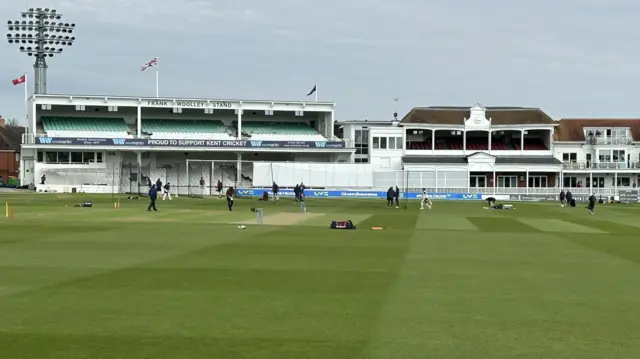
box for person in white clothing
[420,188,432,209]
[163,182,172,200]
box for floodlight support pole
[33,12,48,94]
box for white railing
[584,137,633,145]
[562,161,640,170]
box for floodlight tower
[6,8,76,94]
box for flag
[141,57,158,71]
[306,84,317,96]
[12,74,26,85]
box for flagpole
[155,56,159,97]
[315,84,318,102]
[24,73,28,126]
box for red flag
[12,75,25,85]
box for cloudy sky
[1,0,639,124]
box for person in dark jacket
[587,193,596,215]
[394,186,400,208]
[299,182,306,201]
[148,185,158,211]
[155,178,163,192]
[386,187,394,208]
[226,186,235,211]
[559,189,566,207]
[272,181,279,201]
[216,179,223,198]
[294,184,301,202]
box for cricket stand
[5,202,15,218]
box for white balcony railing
[562,161,640,170]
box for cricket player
[420,188,432,209]
[163,182,172,200]
[272,181,280,201]
[587,193,596,215]
[147,185,158,211]
[226,186,235,211]
[559,189,566,207]
[216,180,223,198]
[199,177,206,196]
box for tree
[4,117,19,126]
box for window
[389,137,396,149]
[58,152,70,163]
[612,150,625,162]
[598,150,611,163]
[563,176,577,187]
[70,152,83,163]
[37,151,43,162]
[82,152,94,163]
[562,153,577,162]
[96,152,103,163]
[354,158,369,163]
[45,152,57,163]
[380,137,387,149]
[498,176,518,187]
[617,177,631,186]
[372,137,380,149]
[528,176,548,187]
[395,137,403,149]
[469,175,486,187]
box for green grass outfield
[1,193,640,358]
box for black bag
[570,199,576,207]
[261,192,269,201]
[330,220,356,229]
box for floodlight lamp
[55,15,61,20]
[44,21,49,25]
[44,8,50,12]
[7,26,13,31]
[36,8,41,11]
[27,52,32,56]
[28,8,33,11]
[7,20,12,24]
[48,53,53,57]
[19,46,24,50]
[51,9,56,13]
[6,34,10,38]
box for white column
[431,130,435,151]
[525,170,529,194]
[589,172,593,192]
[614,172,618,196]
[488,130,492,153]
[493,171,496,195]
[236,153,242,187]
[136,151,143,192]
[520,129,525,153]
[32,101,37,135]
[136,106,142,137]
[462,129,467,154]
[236,108,243,140]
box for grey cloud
[2,0,640,122]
